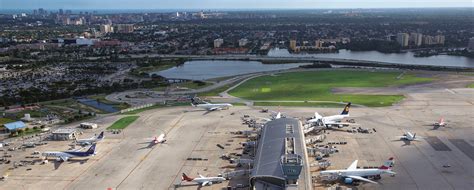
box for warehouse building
[51,128,77,141]
[250,118,309,190]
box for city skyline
[0,0,473,10]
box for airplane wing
[347,160,358,170]
[347,175,378,184]
[314,112,323,119]
[199,174,205,178]
[208,107,220,111]
[60,156,69,162]
[201,181,209,186]
[324,121,359,126]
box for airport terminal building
[250,118,310,190]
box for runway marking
[115,114,184,189]
[445,88,456,94]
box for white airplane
[42,144,96,162]
[433,117,447,128]
[76,131,104,146]
[181,173,226,186]
[308,102,354,127]
[153,133,166,144]
[191,97,233,111]
[397,131,423,141]
[320,157,396,184]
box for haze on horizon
[0,0,472,10]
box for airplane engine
[56,158,62,162]
[208,182,213,186]
[344,177,353,184]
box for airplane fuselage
[193,177,226,185]
[196,104,232,110]
[321,168,387,177]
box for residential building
[397,33,409,47]
[100,24,113,34]
[289,40,297,51]
[238,38,248,47]
[214,38,224,48]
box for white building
[410,33,423,46]
[100,24,113,34]
[238,38,248,47]
[51,128,77,141]
[214,38,224,48]
[468,37,474,51]
[80,122,98,129]
[397,33,409,47]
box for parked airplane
[308,102,354,127]
[320,157,396,184]
[76,131,104,146]
[42,144,96,162]
[433,117,447,129]
[191,97,233,111]
[397,131,423,141]
[181,173,226,186]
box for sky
[0,0,472,10]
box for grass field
[468,83,474,88]
[229,70,433,107]
[0,118,15,125]
[107,116,140,130]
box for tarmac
[0,72,473,190]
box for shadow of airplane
[51,158,89,170]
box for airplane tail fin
[341,102,351,115]
[86,144,97,155]
[97,131,104,140]
[181,173,194,181]
[379,157,394,170]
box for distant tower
[290,40,297,51]
[397,33,409,47]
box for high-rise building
[115,24,134,33]
[238,38,248,47]
[100,24,113,34]
[423,35,434,45]
[397,33,409,47]
[434,35,445,45]
[290,40,297,51]
[468,37,474,51]
[410,33,423,46]
[214,38,224,48]
[315,40,323,48]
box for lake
[154,60,308,80]
[268,48,474,68]
[77,98,119,113]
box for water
[154,60,308,80]
[76,98,119,113]
[268,48,474,68]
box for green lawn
[468,83,474,88]
[107,116,140,130]
[0,118,15,125]
[229,70,433,107]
